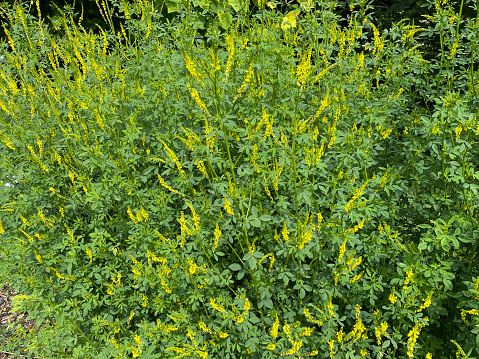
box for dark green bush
[1,0,478,358]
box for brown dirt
[0,282,38,359]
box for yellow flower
[214,223,221,251]
[406,322,425,358]
[416,292,433,313]
[233,63,254,103]
[297,46,312,87]
[157,174,184,196]
[455,124,462,140]
[403,267,414,291]
[187,203,200,231]
[282,222,289,242]
[281,340,302,356]
[328,296,335,318]
[187,82,211,118]
[267,343,276,350]
[336,327,344,342]
[300,326,315,337]
[281,10,300,30]
[338,237,347,262]
[345,181,368,212]
[196,159,209,179]
[183,51,202,82]
[270,314,279,338]
[223,196,234,215]
[85,246,92,263]
[210,298,226,314]
[329,339,335,358]
[389,287,398,304]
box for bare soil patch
[0,282,37,359]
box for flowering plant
[0,0,478,358]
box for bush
[1,0,478,358]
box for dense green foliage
[1,0,479,358]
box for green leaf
[259,214,272,221]
[249,217,261,227]
[418,242,428,250]
[228,0,242,12]
[218,11,233,30]
[229,263,242,271]
[443,279,453,291]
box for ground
[0,282,37,359]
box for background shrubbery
[0,0,478,358]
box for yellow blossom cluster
[406,320,427,358]
[345,180,368,212]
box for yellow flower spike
[213,223,221,251]
[389,287,398,304]
[329,339,335,358]
[187,82,212,118]
[183,51,203,82]
[328,296,335,318]
[199,319,214,334]
[161,140,184,175]
[204,117,216,151]
[196,159,209,179]
[270,313,279,338]
[281,340,302,356]
[127,311,135,324]
[297,46,313,87]
[34,251,42,263]
[345,180,369,212]
[274,229,280,244]
[350,271,364,283]
[281,10,300,31]
[406,322,425,358]
[140,207,148,222]
[349,256,362,271]
[233,63,254,103]
[85,246,92,263]
[455,124,462,140]
[283,321,292,341]
[187,203,200,231]
[127,207,136,223]
[135,209,143,223]
[471,277,479,300]
[210,298,227,315]
[301,326,315,337]
[282,221,289,242]
[242,297,251,315]
[403,267,414,292]
[312,90,330,122]
[416,292,433,313]
[224,33,235,81]
[157,174,184,197]
[338,237,348,263]
[223,196,234,215]
[263,175,273,200]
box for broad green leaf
[228,0,242,12]
[229,263,242,271]
[218,11,233,30]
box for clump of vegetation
[0,0,478,358]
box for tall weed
[0,0,478,358]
